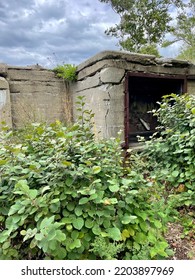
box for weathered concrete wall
[71,66,125,139]
[71,51,195,143]
[1,51,195,141]
[0,64,71,127]
[0,76,12,127]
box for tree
[164,0,195,63]
[99,0,181,55]
[177,47,195,64]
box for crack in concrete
[104,91,111,138]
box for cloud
[0,0,120,67]
[0,0,182,67]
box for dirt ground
[165,222,195,260]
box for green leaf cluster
[0,97,170,260]
[99,0,181,54]
[53,64,77,81]
[142,93,195,209]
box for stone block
[0,77,12,127]
[7,68,58,82]
[100,67,125,84]
[74,72,101,92]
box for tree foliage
[99,0,181,54]
[160,0,195,62]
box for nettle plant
[142,93,195,208]
[0,97,171,260]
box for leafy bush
[0,97,170,260]
[142,93,195,208]
[53,64,77,81]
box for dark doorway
[124,73,187,147]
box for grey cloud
[0,0,119,66]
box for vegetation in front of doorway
[0,94,194,260]
[53,64,77,82]
[0,96,171,260]
[142,93,195,209]
[139,93,195,254]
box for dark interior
[128,75,185,143]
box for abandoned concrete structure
[72,51,195,147]
[0,51,195,147]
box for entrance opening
[124,73,187,147]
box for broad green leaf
[92,225,101,235]
[106,227,121,241]
[23,228,37,242]
[72,217,84,230]
[0,159,7,165]
[140,221,148,232]
[41,186,50,194]
[79,197,89,205]
[47,229,57,241]
[128,227,135,236]
[154,220,162,229]
[121,215,137,224]
[2,241,10,250]
[29,189,38,199]
[15,180,29,193]
[56,247,67,259]
[35,233,44,241]
[69,239,81,250]
[62,161,72,166]
[92,166,101,174]
[8,204,22,216]
[121,229,130,240]
[74,206,83,216]
[121,215,131,224]
[158,241,169,251]
[48,240,57,251]
[67,202,75,211]
[148,232,157,244]
[172,170,179,177]
[65,177,74,187]
[133,242,141,251]
[109,184,120,192]
[134,232,147,244]
[55,230,66,242]
[0,232,9,243]
[191,107,195,114]
[29,239,38,249]
[40,216,55,229]
[85,219,94,229]
[71,230,79,240]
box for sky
[0,0,180,68]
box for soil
[165,222,195,260]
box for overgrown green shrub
[53,64,77,81]
[142,93,195,208]
[0,97,170,260]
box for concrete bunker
[73,51,195,148]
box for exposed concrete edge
[77,50,156,72]
[7,64,48,71]
[77,50,193,73]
